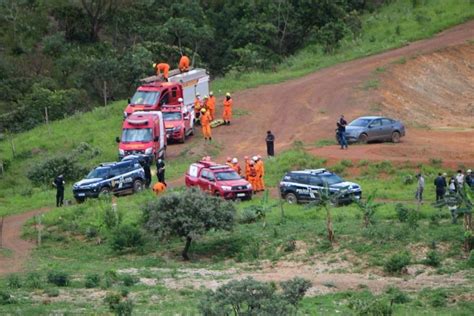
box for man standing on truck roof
[156,158,166,185]
[52,174,65,207]
[208,92,216,120]
[200,108,212,142]
[154,63,170,81]
[179,55,190,72]
[223,93,233,125]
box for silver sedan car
[343,116,405,143]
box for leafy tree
[143,188,236,260]
[353,191,380,228]
[199,277,311,315]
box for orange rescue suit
[223,98,233,122]
[247,165,258,192]
[200,112,212,139]
[244,159,251,180]
[179,56,190,72]
[152,182,166,195]
[156,63,170,79]
[232,163,241,175]
[255,160,265,191]
[207,96,216,120]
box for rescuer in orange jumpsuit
[247,160,258,194]
[202,95,209,111]
[194,93,202,124]
[200,108,212,142]
[179,55,190,72]
[207,91,216,120]
[222,92,233,125]
[225,157,233,168]
[152,182,167,195]
[154,63,170,81]
[254,155,265,191]
[244,156,251,180]
[231,158,241,175]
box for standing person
[53,175,65,207]
[140,157,151,188]
[223,93,233,125]
[456,170,464,188]
[200,108,212,142]
[265,130,275,157]
[415,173,425,204]
[244,156,250,180]
[434,172,447,201]
[194,93,202,125]
[449,177,456,193]
[202,95,209,111]
[154,63,170,81]
[207,91,216,120]
[231,158,241,175]
[179,55,190,72]
[254,156,265,192]
[247,160,258,194]
[466,169,472,187]
[337,115,348,149]
[225,157,233,168]
[156,158,166,185]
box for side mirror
[154,136,159,142]
[115,136,120,143]
[368,125,373,129]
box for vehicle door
[199,169,215,193]
[366,118,383,140]
[186,164,200,186]
[119,162,135,192]
[108,165,123,193]
[309,175,324,200]
[159,89,170,108]
[291,174,311,201]
[381,118,394,140]
[169,87,179,104]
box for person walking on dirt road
[466,169,472,187]
[223,93,233,125]
[415,173,425,204]
[337,115,348,149]
[266,130,275,157]
[434,172,447,201]
[200,108,212,142]
[53,174,65,207]
[156,158,166,185]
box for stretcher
[210,119,225,128]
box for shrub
[85,273,101,288]
[429,290,447,307]
[467,250,474,268]
[239,208,258,224]
[384,252,411,274]
[283,237,296,253]
[47,270,70,287]
[407,211,420,230]
[403,175,414,185]
[0,290,16,305]
[7,274,22,289]
[45,287,60,297]
[395,203,410,222]
[115,299,134,316]
[423,250,441,267]
[104,292,121,311]
[348,296,393,315]
[25,272,43,289]
[85,226,98,238]
[104,206,123,230]
[386,287,410,304]
[121,274,138,287]
[110,225,144,252]
[103,270,119,288]
[104,291,133,315]
[280,277,312,306]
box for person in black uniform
[156,158,166,185]
[434,172,447,201]
[53,174,65,207]
[265,130,275,157]
[141,157,152,188]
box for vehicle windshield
[121,128,153,142]
[215,171,241,181]
[130,91,160,106]
[349,118,372,127]
[86,167,109,179]
[163,112,182,121]
[320,174,343,185]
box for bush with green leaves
[25,272,43,289]
[121,274,138,287]
[109,225,144,253]
[283,236,296,253]
[384,251,411,274]
[468,250,474,268]
[143,188,236,260]
[7,274,22,289]
[385,287,410,304]
[199,277,311,315]
[348,295,393,315]
[239,208,258,224]
[423,250,441,267]
[45,287,60,297]
[104,291,133,315]
[0,290,16,305]
[47,270,70,287]
[85,273,101,288]
[395,203,410,222]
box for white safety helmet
[178,97,183,103]
[196,92,200,97]
[209,91,214,96]
[252,156,258,161]
[468,169,472,173]
[226,92,231,97]
[231,158,238,164]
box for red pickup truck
[185,160,253,200]
[162,104,194,143]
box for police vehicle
[73,158,145,203]
[279,168,362,205]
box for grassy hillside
[1,0,473,216]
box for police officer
[156,158,166,185]
[434,172,447,201]
[138,156,151,188]
[53,174,65,207]
[265,130,275,157]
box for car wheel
[133,180,143,193]
[75,197,85,204]
[391,131,401,143]
[285,193,298,204]
[358,133,368,144]
[99,187,111,197]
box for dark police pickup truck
[279,168,362,205]
[73,158,145,203]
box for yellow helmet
[152,63,157,68]
[200,108,207,113]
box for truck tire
[285,193,298,204]
[391,131,401,143]
[99,187,111,197]
[358,133,368,144]
[133,180,143,193]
